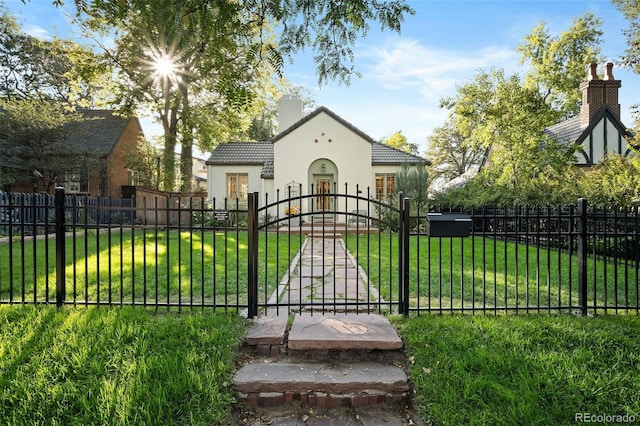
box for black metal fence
[1,188,638,316]
[405,200,639,315]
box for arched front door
[308,159,337,213]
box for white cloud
[364,37,520,99]
[23,25,52,41]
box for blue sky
[5,0,640,156]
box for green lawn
[2,306,638,425]
[0,305,247,425]
[396,314,640,426]
[346,233,639,314]
[0,230,300,307]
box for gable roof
[544,104,633,159]
[206,106,430,178]
[544,105,631,146]
[67,110,138,155]
[272,106,377,144]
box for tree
[383,130,418,155]
[0,98,89,192]
[123,135,163,190]
[394,162,429,213]
[518,12,603,118]
[436,12,604,205]
[611,0,640,75]
[611,0,640,150]
[0,6,111,107]
[426,118,485,185]
[578,154,640,206]
[60,0,414,191]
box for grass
[2,298,638,425]
[345,233,639,313]
[0,230,301,307]
[396,314,640,425]
[0,305,247,425]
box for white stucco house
[206,96,428,216]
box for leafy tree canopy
[383,130,418,155]
[0,5,111,107]
[433,12,604,206]
[0,98,88,192]
[50,0,413,191]
[518,11,603,118]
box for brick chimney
[277,95,303,134]
[579,62,621,126]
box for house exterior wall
[207,164,264,208]
[273,111,371,214]
[101,118,143,197]
[576,116,629,166]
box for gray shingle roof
[67,110,134,155]
[543,115,583,144]
[206,142,273,165]
[372,142,429,165]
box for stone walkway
[267,237,383,313]
[232,235,423,425]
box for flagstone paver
[233,233,417,425]
[273,237,380,311]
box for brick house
[7,109,144,196]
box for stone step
[240,314,407,408]
[244,313,403,352]
[287,313,403,351]
[233,361,409,408]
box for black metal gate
[246,185,411,318]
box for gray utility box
[426,213,472,237]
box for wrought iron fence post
[401,197,411,316]
[55,187,66,307]
[397,192,404,314]
[247,192,259,318]
[397,193,411,316]
[577,198,588,316]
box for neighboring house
[7,109,144,196]
[206,96,428,214]
[544,62,634,166]
[192,156,208,192]
[481,62,633,171]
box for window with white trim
[375,174,395,200]
[227,173,248,201]
[64,170,88,193]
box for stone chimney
[277,94,303,133]
[579,62,621,127]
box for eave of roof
[67,109,137,156]
[271,106,377,144]
[544,105,632,146]
[372,142,430,165]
